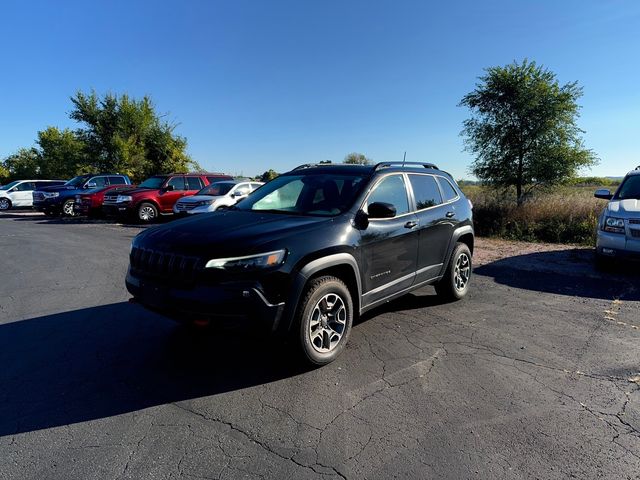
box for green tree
[36,127,86,178]
[260,169,279,182]
[69,90,198,181]
[460,59,597,205]
[2,148,41,179]
[343,152,372,165]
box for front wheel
[0,198,11,211]
[62,199,76,216]
[137,202,158,223]
[435,243,472,301]
[296,276,353,366]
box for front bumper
[33,198,62,212]
[597,229,640,260]
[103,203,132,217]
[125,270,285,330]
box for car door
[358,174,419,307]
[12,182,36,206]
[407,174,459,284]
[158,176,186,212]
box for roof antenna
[402,151,407,167]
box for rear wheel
[0,198,11,211]
[62,199,75,216]
[296,276,353,366]
[435,243,472,301]
[137,202,158,223]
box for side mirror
[368,202,397,219]
[164,184,176,192]
[85,182,97,189]
[594,189,612,200]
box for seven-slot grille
[130,246,200,283]
[33,191,45,202]
[175,202,198,212]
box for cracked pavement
[0,214,639,479]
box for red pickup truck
[102,173,232,222]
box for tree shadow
[474,249,639,301]
[0,303,309,437]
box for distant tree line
[0,91,199,183]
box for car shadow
[0,303,310,437]
[474,248,639,301]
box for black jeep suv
[126,162,474,365]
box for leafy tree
[343,152,372,165]
[260,169,279,182]
[460,60,597,205]
[69,90,198,181]
[0,163,9,183]
[36,127,86,179]
[2,148,41,179]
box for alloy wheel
[308,293,347,353]
[139,206,156,221]
[63,201,75,216]
[454,252,471,291]
[0,198,10,210]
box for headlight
[197,199,214,206]
[43,192,59,198]
[603,216,625,234]
[116,195,132,203]
[205,249,286,271]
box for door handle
[445,211,456,218]
[404,221,418,229]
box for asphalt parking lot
[1,212,639,480]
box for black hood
[135,211,337,257]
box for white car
[173,180,264,215]
[0,179,66,210]
[594,166,640,267]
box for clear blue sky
[1,0,639,179]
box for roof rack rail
[374,161,439,171]
[292,163,318,170]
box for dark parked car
[33,174,131,216]
[73,184,137,217]
[102,173,233,223]
[126,162,474,365]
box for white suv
[0,179,66,210]
[594,166,640,266]
[173,180,264,215]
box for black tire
[435,242,472,301]
[296,275,354,366]
[0,198,12,211]
[61,199,76,217]
[137,202,158,223]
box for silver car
[594,166,640,267]
[173,180,264,215]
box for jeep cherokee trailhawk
[126,162,474,365]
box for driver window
[88,177,107,187]
[16,182,35,191]
[365,175,409,215]
[167,177,185,190]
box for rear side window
[437,177,459,202]
[234,184,251,196]
[167,176,185,190]
[186,177,203,190]
[409,175,442,210]
[207,176,226,184]
[366,174,410,215]
[108,176,127,185]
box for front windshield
[615,176,640,200]
[65,176,89,187]
[138,176,167,189]
[197,182,235,196]
[236,173,368,216]
[0,181,20,190]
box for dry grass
[462,185,610,245]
